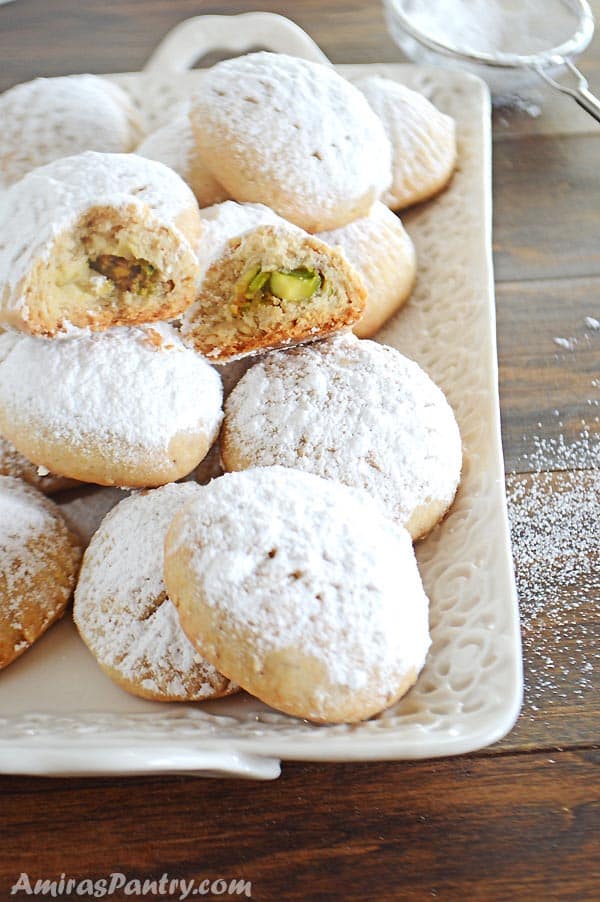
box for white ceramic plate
[0,13,522,779]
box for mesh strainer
[384,0,600,121]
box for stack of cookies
[0,52,461,724]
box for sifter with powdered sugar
[384,0,600,121]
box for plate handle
[144,12,331,73]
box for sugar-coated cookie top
[0,75,143,189]
[0,476,79,640]
[0,323,223,458]
[223,334,461,526]
[195,200,290,274]
[166,466,430,693]
[354,76,456,208]
[192,53,392,229]
[75,483,231,700]
[0,151,199,307]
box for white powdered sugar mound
[74,483,230,700]
[0,323,223,463]
[0,151,198,308]
[223,334,462,528]
[168,467,430,696]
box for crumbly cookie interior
[26,206,191,334]
[184,228,363,360]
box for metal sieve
[384,0,600,121]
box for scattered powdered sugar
[166,467,430,702]
[0,323,223,464]
[0,151,198,309]
[223,334,462,530]
[74,483,232,700]
[507,431,599,716]
[0,476,50,603]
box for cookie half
[0,476,82,670]
[181,224,366,363]
[354,76,457,210]
[190,52,392,231]
[319,202,416,338]
[74,483,236,702]
[222,335,462,540]
[0,151,202,336]
[0,324,223,488]
[164,467,431,723]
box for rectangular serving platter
[0,15,522,779]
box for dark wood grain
[496,276,600,473]
[1,751,599,900]
[0,1,599,897]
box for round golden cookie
[164,467,431,723]
[0,476,82,670]
[0,324,223,488]
[0,74,143,189]
[222,335,462,541]
[74,483,236,702]
[318,202,416,338]
[136,112,230,208]
[190,52,392,231]
[0,152,202,337]
[354,76,457,210]
[0,437,80,494]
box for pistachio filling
[89,254,164,296]
[232,266,323,315]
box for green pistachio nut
[269,268,322,301]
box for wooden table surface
[1,1,598,899]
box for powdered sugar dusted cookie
[0,476,82,670]
[355,76,457,210]
[0,437,80,494]
[181,224,366,363]
[164,467,431,723]
[319,202,416,338]
[195,200,290,277]
[222,335,462,540]
[0,324,223,488]
[74,483,236,702]
[0,152,202,336]
[136,113,230,208]
[0,75,143,189]
[190,53,392,231]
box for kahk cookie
[222,335,462,540]
[0,476,82,670]
[164,467,431,723]
[74,483,236,702]
[0,152,202,336]
[136,113,230,208]
[319,202,416,338]
[0,437,79,494]
[181,224,366,363]
[354,76,457,210]
[190,52,392,231]
[0,75,143,189]
[0,324,223,488]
